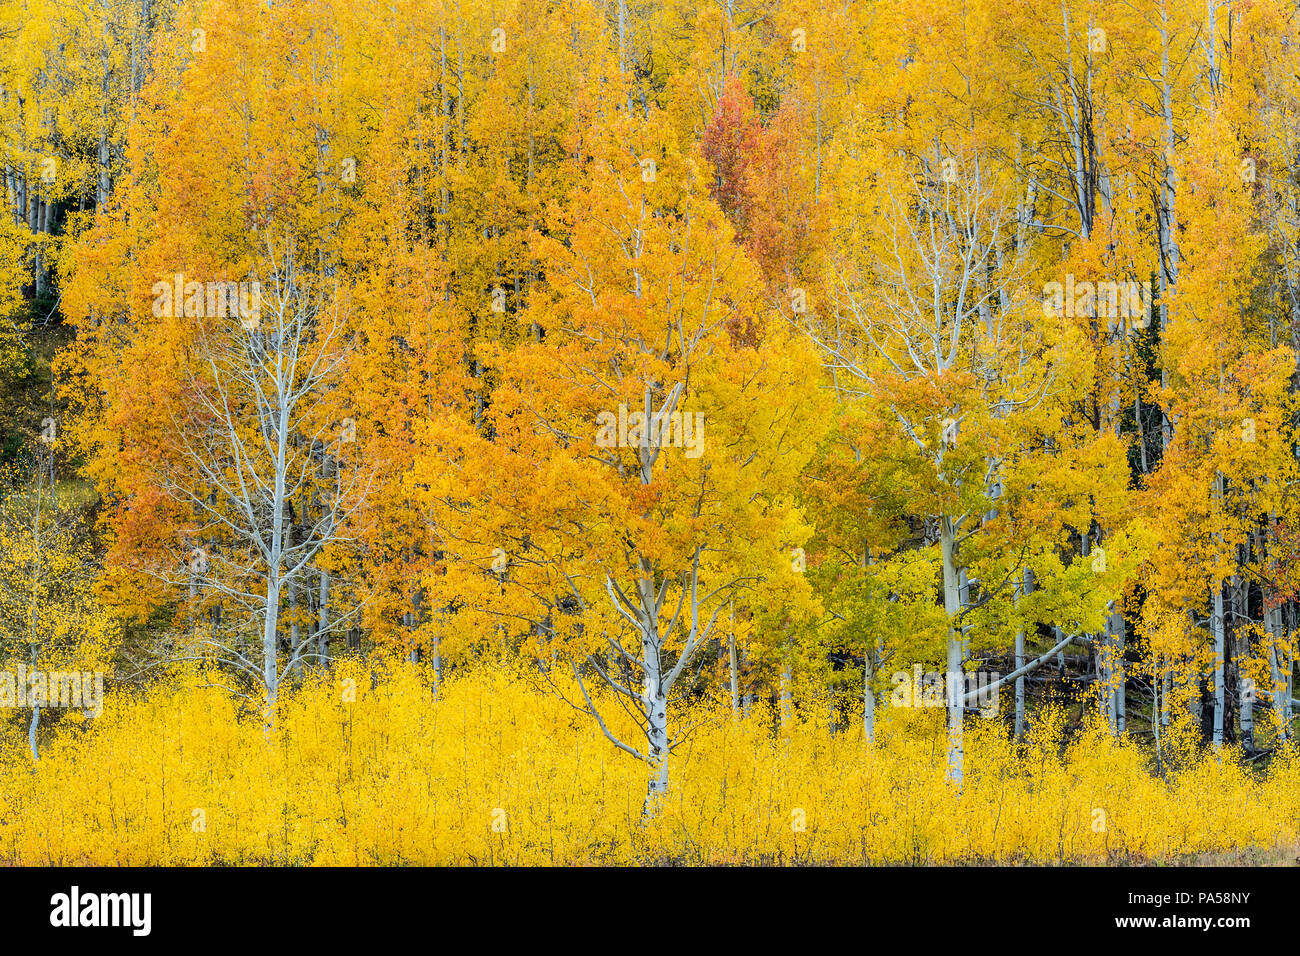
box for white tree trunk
[1268,603,1289,740]
[262,577,282,724]
[315,568,330,666]
[1212,581,1225,747]
[940,518,964,785]
[645,685,669,808]
[28,703,39,761]
[864,652,876,743]
[1113,607,1126,733]
[641,587,670,814]
[1103,603,1125,735]
[1015,567,1034,739]
[728,602,739,717]
[1234,576,1251,751]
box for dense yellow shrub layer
[0,662,1296,865]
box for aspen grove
[1,0,1300,863]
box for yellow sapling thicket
[1,662,1297,865]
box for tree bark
[728,603,739,717]
[1014,567,1034,739]
[315,568,330,667]
[1213,584,1225,748]
[940,517,964,785]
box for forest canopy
[1,0,1300,865]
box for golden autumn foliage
[0,661,1298,866]
[6,0,1300,868]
